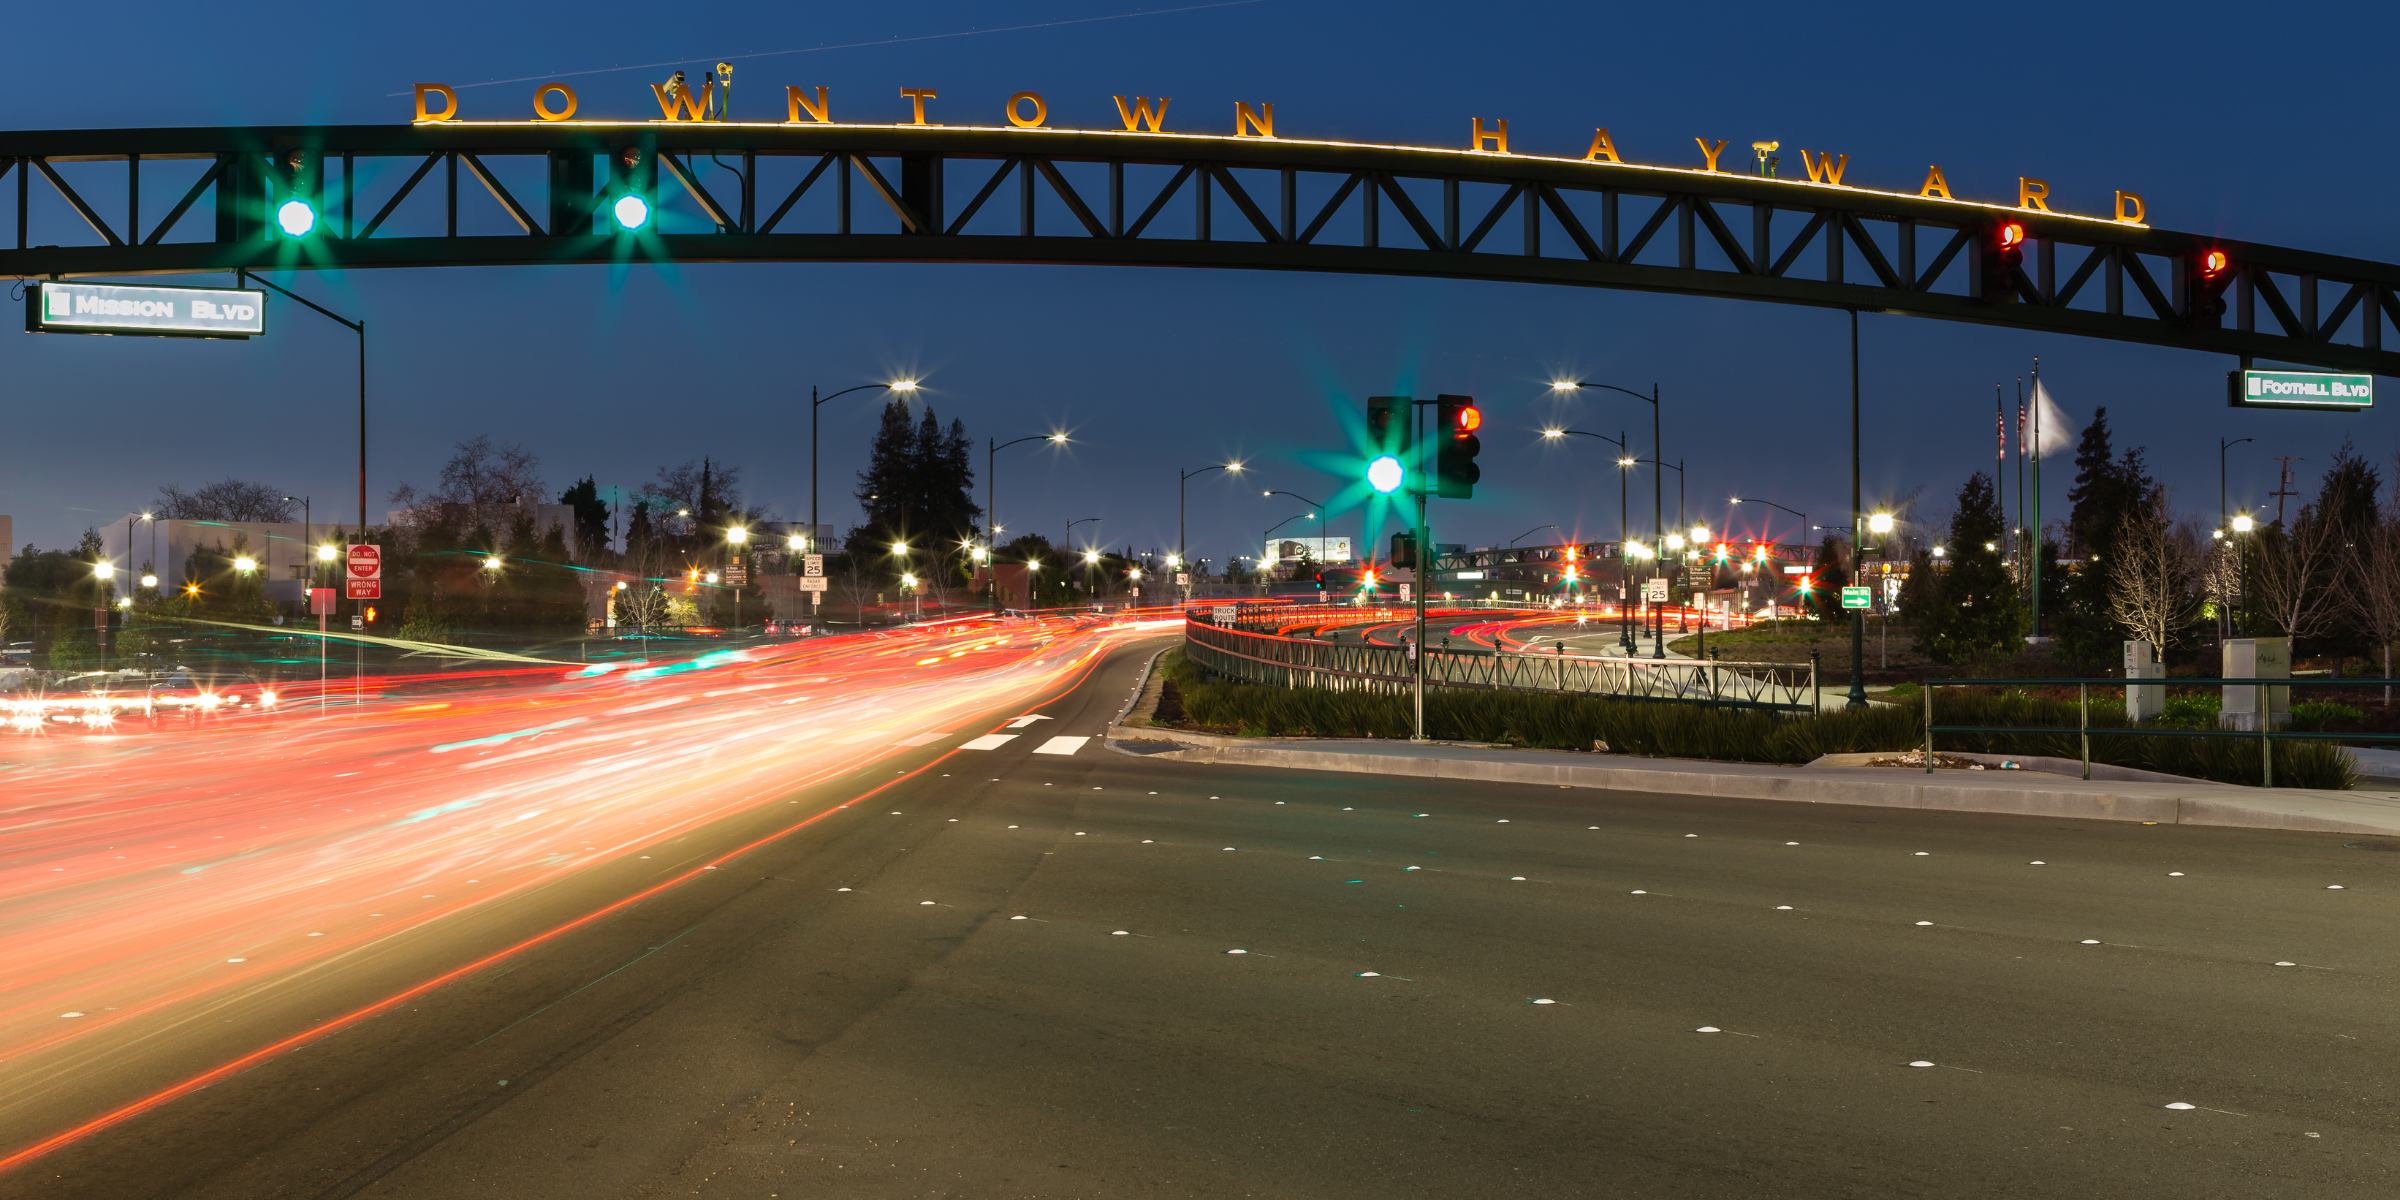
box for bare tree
[2106,500,2200,653]
[2249,502,2344,651]
[2342,507,2400,703]
[387,436,545,539]
[153,479,296,522]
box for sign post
[346,545,381,712]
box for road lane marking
[1006,714,1055,728]
[958,734,1019,751]
[1032,736,1090,755]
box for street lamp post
[1179,462,1244,599]
[2218,434,2254,642]
[810,378,917,571]
[238,269,368,643]
[1261,490,1328,561]
[1067,517,1103,600]
[988,432,1070,610]
[1540,428,1633,652]
[1552,381,1662,656]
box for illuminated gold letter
[787,86,830,123]
[532,83,577,122]
[1114,96,1171,132]
[901,87,939,125]
[414,84,457,123]
[1918,165,1951,199]
[2018,177,2052,212]
[1471,117,1509,153]
[651,80,710,122]
[1007,92,1048,128]
[1235,101,1275,138]
[1695,138,1727,172]
[1798,149,1848,185]
[1582,128,1621,163]
[2114,190,2146,225]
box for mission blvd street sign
[26,281,264,339]
[2229,369,2372,411]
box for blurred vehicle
[150,668,279,714]
[1,642,31,666]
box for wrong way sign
[346,543,382,600]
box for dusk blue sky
[6,0,2394,565]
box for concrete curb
[1102,724,2400,836]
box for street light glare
[889,380,919,392]
[1048,432,1068,443]
[276,199,316,237]
[1084,551,1100,563]
[1868,513,1895,534]
[891,541,909,555]
[1690,525,1710,542]
[485,556,504,569]
[2232,514,2255,532]
[141,574,158,588]
[788,534,805,550]
[1551,381,1580,392]
[727,527,748,544]
[317,544,338,561]
[1542,428,1564,438]
[93,561,114,579]
[233,556,256,573]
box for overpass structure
[4,121,2396,376]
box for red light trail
[0,613,1171,1177]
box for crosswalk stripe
[1032,735,1091,755]
[958,734,1019,751]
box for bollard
[2079,682,2090,780]
[1923,681,1933,774]
[1811,647,1822,713]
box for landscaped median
[1133,648,2360,790]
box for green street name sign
[2229,368,2372,411]
[25,281,265,339]
[1840,585,1873,610]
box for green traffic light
[1367,455,1403,494]
[613,195,650,230]
[276,199,316,237]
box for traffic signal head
[1980,222,2026,303]
[1390,531,1417,569]
[610,145,657,231]
[1435,394,1482,499]
[2186,247,2233,327]
[1365,395,1414,460]
[271,149,320,238]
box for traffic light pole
[1413,401,1430,743]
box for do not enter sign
[346,544,382,600]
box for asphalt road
[15,637,2399,1198]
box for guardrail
[1924,676,2400,787]
[1183,616,1814,710]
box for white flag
[2030,378,2074,457]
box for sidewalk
[1104,724,2400,837]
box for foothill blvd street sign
[2229,368,2372,412]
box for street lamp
[1179,463,1244,587]
[809,379,918,568]
[1551,379,1664,651]
[1541,427,1637,651]
[988,431,1073,607]
[1263,490,1329,560]
[233,556,257,573]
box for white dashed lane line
[958,734,1019,751]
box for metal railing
[1184,616,1814,710]
[1924,676,2400,787]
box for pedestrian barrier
[1183,614,1813,711]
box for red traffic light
[1998,222,2025,249]
[2201,248,2229,276]
[1454,405,1482,436]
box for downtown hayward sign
[408,78,2164,229]
[2230,368,2373,411]
[27,281,264,339]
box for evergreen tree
[2052,418,2161,667]
[2312,440,2381,660]
[559,476,611,563]
[1912,471,2026,663]
[2065,408,2116,558]
[1812,533,1850,617]
[851,399,982,578]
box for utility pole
[2270,456,2305,525]
[1846,310,1866,709]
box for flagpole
[2031,359,2044,640]
[2016,378,2027,576]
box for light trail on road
[0,613,1173,1176]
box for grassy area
[1154,650,2357,789]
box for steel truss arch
[5,121,2396,375]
